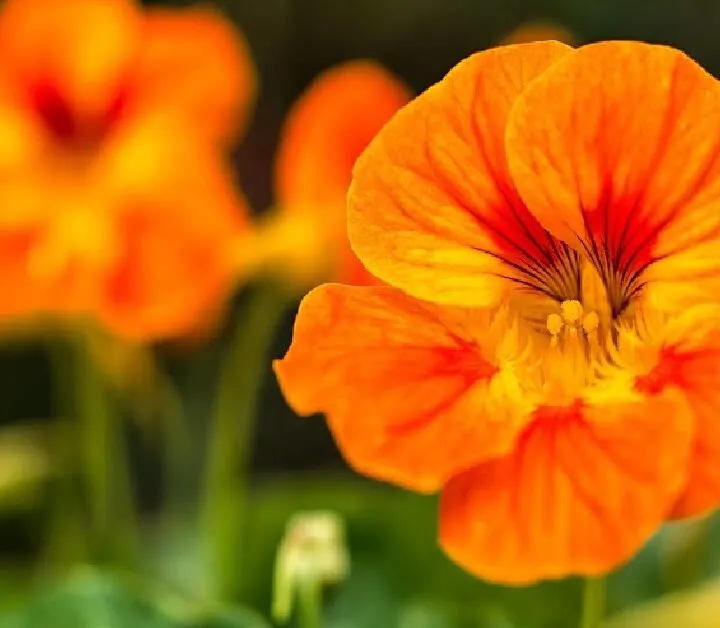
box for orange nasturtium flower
[276,40,720,583]
[0,0,255,339]
[255,60,410,287]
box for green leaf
[0,571,174,628]
[323,560,401,628]
[0,571,271,628]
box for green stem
[68,337,140,565]
[44,340,89,569]
[45,337,139,569]
[580,577,606,628]
[157,370,193,517]
[202,280,288,600]
[298,577,322,628]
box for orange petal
[276,60,410,208]
[0,92,53,227]
[0,232,50,318]
[347,41,573,307]
[671,379,720,519]
[275,61,409,285]
[335,239,379,286]
[629,306,720,520]
[97,111,247,233]
[440,389,693,583]
[95,114,248,339]
[0,0,139,118]
[135,6,256,145]
[98,207,239,340]
[498,21,576,46]
[506,41,720,312]
[274,284,531,492]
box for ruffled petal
[274,284,531,492]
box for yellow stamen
[561,299,584,325]
[546,312,563,336]
[582,311,600,335]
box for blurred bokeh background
[1,1,720,627]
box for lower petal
[99,208,238,340]
[440,388,692,583]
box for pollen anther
[560,300,584,324]
[582,311,600,334]
[546,312,563,336]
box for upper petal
[134,6,257,145]
[274,284,531,492]
[506,41,720,313]
[440,385,693,583]
[347,41,574,307]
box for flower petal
[0,232,49,318]
[440,386,692,583]
[347,41,573,307]
[95,114,248,339]
[499,21,576,46]
[0,0,138,117]
[276,60,410,208]
[99,207,239,340]
[630,306,720,520]
[274,284,531,492]
[135,6,256,144]
[506,41,720,312]
[0,93,52,227]
[275,61,409,285]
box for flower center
[546,299,600,347]
[29,77,128,151]
[23,77,129,286]
[515,261,621,404]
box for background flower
[251,60,410,289]
[0,0,255,339]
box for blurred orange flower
[0,0,255,339]
[255,60,410,287]
[499,20,576,46]
[276,41,720,583]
